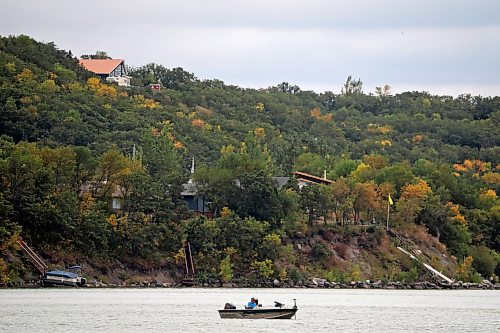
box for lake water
[0,288,498,332]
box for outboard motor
[78,277,87,287]
[224,303,236,309]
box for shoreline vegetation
[1,35,499,288]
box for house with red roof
[79,58,131,86]
[292,171,334,188]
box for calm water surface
[0,288,498,332]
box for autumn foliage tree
[396,179,432,224]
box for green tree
[293,152,328,177]
[341,75,363,95]
[300,185,330,226]
[332,159,358,179]
[470,246,497,278]
[219,253,234,282]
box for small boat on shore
[218,300,298,319]
[41,270,87,287]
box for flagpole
[386,200,390,230]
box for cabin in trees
[292,171,334,188]
[180,176,291,218]
[79,58,131,86]
[80,181,125,211]
[181,182,214,218]
[181,159,214,218]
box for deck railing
[18,240,48,275]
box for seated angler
[246,297,257,309]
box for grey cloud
[147,0,500,30]
[2,0,500,31]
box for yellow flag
[388,194,393,205]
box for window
[112,198,121,210]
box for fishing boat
[41,270,87,287]
[218,300,298,319]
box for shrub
[262,233,281,260]
[288,268,303,284]
[456,256,479,282]
[333,243,349,259]
[0,259,10,285]
[325,269,347,283]
[219,254,233,282]
[279,244,297,265]
[471,246,496,279]
[311,243,331,261]
[348,264,362,282]
[117,272,129,281]
[251,259,274,279]
[398,266,419,283]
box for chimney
[188,158,195,184]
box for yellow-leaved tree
[396,179,432,224]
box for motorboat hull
[41,271,86,287]
[218,308,297,319]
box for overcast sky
[1,0,499,96]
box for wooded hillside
[0,35,498,285]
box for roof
[45,270,78,279]
[273,177,290,190]
[79,59,124,75]
[181,182,197,196]
[80,181,125,197]
[293,171,334,185]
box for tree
[300,185,330,226]
[120,129,185,255]
[228,169,283,226]
[396,179,432,224]
[375,162,415,194]
[321,91,336,111]
[195,132,277,220]
[375,85,391,97]
[332,159,358,179]
[161,67,196,89]
[94,150,138,199]
[441,219,471,259]
[219,253,234,282]
[330,178,351,224]
[293,152,328,177]
[470,246,497,278]
[341,75,363,95]
[418,194,450,240]
[352,182,382,223]
[218,216,268,268]
[81,51,110,59]
[276,82,301,94]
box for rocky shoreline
[5,278,500,290]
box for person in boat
[246,297,257,309]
